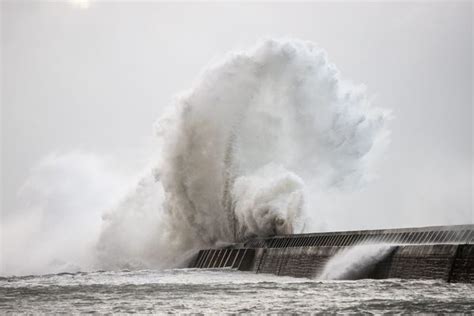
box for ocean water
[1,269,473,313]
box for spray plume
[319,244,394,280]
[1,39,389,275]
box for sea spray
[1,152,132,275]
[151,38,389,252]
[318,244,394,280]
[1,39,390,274]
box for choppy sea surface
[1,269,473,313]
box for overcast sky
[1,1,472,229]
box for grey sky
[1,1,472,229]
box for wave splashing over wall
[99,39,389,269]
[319,244,395,280]
[2,39,389,275]
[156,39,387,246]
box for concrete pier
[189,225,474,283]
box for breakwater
[189,225,474,283]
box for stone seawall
[189,225,474,283]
